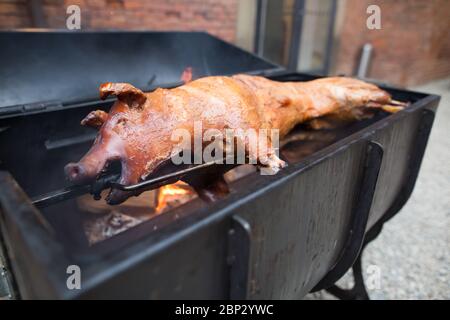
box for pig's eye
[117,117,128,126]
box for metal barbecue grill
[0,31,440,299]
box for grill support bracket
[228,215,252,300]
[311,140,384,293]
[320,109,436,299]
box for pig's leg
[258,152,286,175]
[194,176,230,202]
[245,134,286,176]
[182,165,232,203]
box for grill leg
[320,110,436,300]
[324,222,384,300]
[325,254,369,300]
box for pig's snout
[64,141,120,184]
[65,154,109,184]
[65,162,93,184]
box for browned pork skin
[65,75,404,204]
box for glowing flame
[155,181,195,213]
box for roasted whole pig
[65,75,404,204]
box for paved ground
[307,77,450,300]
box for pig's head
[64,83,176,204]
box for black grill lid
[0,31,279,110]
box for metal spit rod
[31,158,228,209]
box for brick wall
[0,0,30,28]
[0,0,238,42]
[2,0,449,86]
[334,0,450,86]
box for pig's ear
[81,110,108,129]
[99,83,147,108]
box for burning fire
[79,166,256,245]
[155,181,196,213]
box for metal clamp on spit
[31,158,227,209]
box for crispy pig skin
[65,75,396,204]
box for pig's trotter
[194,176,230,203]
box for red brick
[334,0,450,86]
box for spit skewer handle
[31,158,226,209]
